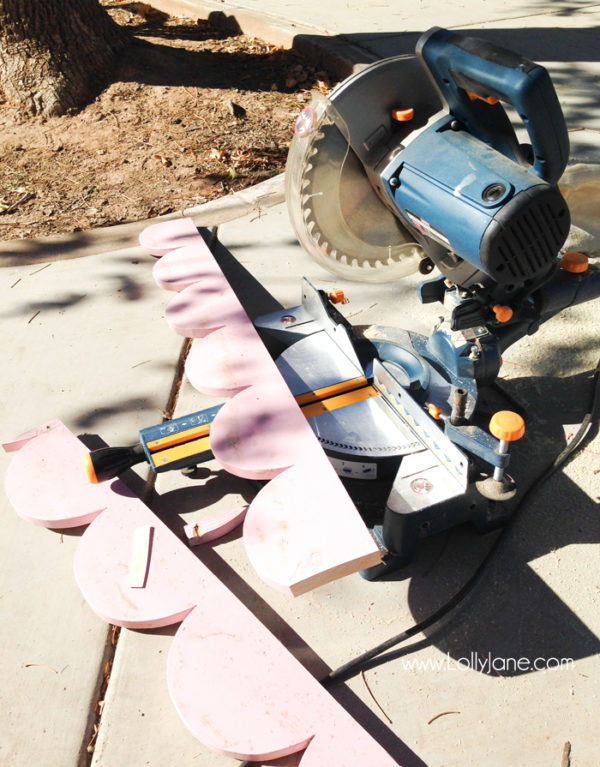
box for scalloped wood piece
[140,217,384,595]
[153,242,220,292]
[244,459,381,596]
[73,494,202,629]
[184,325,273,396]
[139,217,201,257]
[168,604,400,765]
[165,285,242,338]
[208,380,313,479]
[4,420,111,528]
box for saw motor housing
[288,28,572,312]
[382,117,570,300]
[379,27,571,308]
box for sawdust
[0,1,333,243]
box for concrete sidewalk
[154,0,600,167]
[1,3,599,767]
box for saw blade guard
[286,91,424,283]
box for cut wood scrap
[184,505,248,546]
[141,218,382,595]
[128,525,154,588]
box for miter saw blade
[286,57,443,283]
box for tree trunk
[0,0,128,116]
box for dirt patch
[0,2,334,242]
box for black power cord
[323,358,600,685]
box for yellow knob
[489,410,525,442]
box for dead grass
[0,1,333,241]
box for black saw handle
[83,443,147,484]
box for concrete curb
[150,0,375,78]
[0,173,285,267]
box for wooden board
[144,218,382,594]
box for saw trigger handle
[417,26,569,184]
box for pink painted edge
[21,507,107,530]
[89,606,195,631]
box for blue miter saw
[270,26,600,574]
[86,28,600,577]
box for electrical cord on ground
[323,358,600,685]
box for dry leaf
[154,154,172,167]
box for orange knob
[489,411,525,442]
[492,304,513,323]
[83,453,99,484]
[560,251,588,274]
[328,289,348,304]
[466,90,499,105]
[391,107,414,122]
[427,403,443,420]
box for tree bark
[0,0,128,116]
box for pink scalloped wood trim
[143,218,382,594]
[152,240,220,291]
[139,217,201,257]
[5,423,401,764]
[168,604,400,765]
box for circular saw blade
[286,93,424,283]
